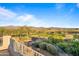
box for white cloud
[0,7,49,27]
[0,23,25,26]
[16,14,44,27]
[16,14,50,27]
[0,7,17,19]
[55,3,64,10]
[16,14,35,22]
[64,8,74,17]
[76,3,79,8]
[0,7,40,26]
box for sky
[0,3,79,28]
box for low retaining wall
[8,39,22,56]
[0,36,11,50]
[8,39,44,56]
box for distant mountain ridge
[0,25,79,31]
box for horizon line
[0,25,79,28]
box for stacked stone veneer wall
[8,39,22,56]
[0,36,11,50]
[9,38,44,56]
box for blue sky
[0,3,79,28]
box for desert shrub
[66,41,79,55]
[42,39,53,44]
[57,41,79,56]
[64,46,79,56]
[39,42,47,50]
[73,34,79,39]
[32,41,41,48]
[48,35,64,44]
[46,44,58,55]
[71,41,79,47]
[56,42,69,51]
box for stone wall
[0,36,11,50]
[8,39,22,56]
[9,38,44,56]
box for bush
[48,35,64,44]
[46,44,58,55]
[57,41,79,56]
[64,46,79,56]
[56,42,69,51]
[39,42,47,50]
[67,41,79,55]
[32,41,41,48]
